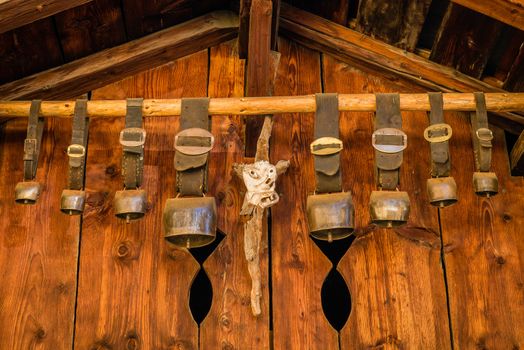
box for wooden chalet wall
[0,38,523,349]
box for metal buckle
[119,127,146,147]
[310,137,343,155]
[372,128,407,154]
[175,128,215,155]
[67,144,85,158]
[423,123,452,143]
[476,128,493,142]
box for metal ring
[372,128,407,154]
[423,123,452,143]
[174,128,214,155]
[310,137,343,155]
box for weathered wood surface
[73,51,208,349]
[200,40,270,349]
[356,0,432,51]
[322,55,452,348]
[451,0,524,31]
[0,0,93,34]
[0,117,80,347]
[270,38,339,349]
[0,11,238,100]
[511,130,524,172]
[238,0,252,58]
[286,0,350,25]
[504,38,524,92]
[440,115,524,348]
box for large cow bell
[306,192,354,242]
[473,172,498,197]
[163,196,217,248]
[369,190,410,228]
[60,189,86,215]
[114,189,147,222]
[426,177,458,208]
[15,181,41,204]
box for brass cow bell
[60,189,86,215]
[306,192,354,242]
[369,190,410,228]
[163,197,217,248]
[473,172,498,197]
[426,177,458,208]
[15,181,41,204]
[114,189,147,222]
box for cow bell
[426,177,458,208]
[113,189,147,222]
[369,190,410,228]
[15,181,41,204]
[306,192,354,242]
[163,196,216,248]
[60,189,86,215]
[473,172,498,197]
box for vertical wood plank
[201,39,270,349]
[0,119,79,348]
[73,51,208,349]
[270,38,339,350]
[439,114,524,348]
[321,55,452,348]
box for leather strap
[471,92,493,172]
[23,100,44,181]
[175,98,211,196]
[374,93,403,190]
[313,93,342,193]
[67,99,89,190]
[427,92,451,177]
[121,98,145,189]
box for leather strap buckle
[175,127,215,155]
[424,123,452,143]
[67,144,86,158]
[372,128,407,153]
[476,128,493,144]
[310,137,343,155]
[23,138,37,160]
[120,127,146,147]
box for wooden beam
[278,3,524,133]
[511,130,524,173]
[238,0,252,58]
[0,0,93,34]
[0,11,238,100]
[504,40,524,92]
[451,0,524,31]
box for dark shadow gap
[311,235,355,266]
[321,268,351,331]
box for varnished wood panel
[73,51,209,349]
[270,38,339,349]
[0,119,79,348]
[321,55,452,348]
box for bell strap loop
[373,93,405,190]
[312,93,342,193]
[23,100,45,181]
[425,92,451,177]
[175,98,212,196]
[120,98,145,190]
[471,92,493,172]
[67,99,89,190]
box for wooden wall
[0,38,522,349]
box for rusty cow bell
[60,189,86,215]
[306,192,354,242]
[369,190,410,228]
[15,181,41,205]
[426,177,458,208]
[472,172,498,197]
[114,189,147,222]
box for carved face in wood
[242,160,279,208]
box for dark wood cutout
[270,38,339,349]
[439,112,524,348]
[0,119,80,348]
[201,40,271,349]
[321,54,452,348]
[73,51,209,349]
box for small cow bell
[426,177,458,208]
[473,172,498,197]
[306,192,354,242]
[163,197,217,248]
[114,189,147,222]
[15,181,41,204]
[60,189,86,215]
[369,190,410,228]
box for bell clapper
[126,214,130,224]
[440,202,444,208]
[387,221,393,228]
[486,193,490,199]
[327,232,333,243]
[186,238,191,249]
[69,210,73,216]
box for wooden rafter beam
[0,0,93,34]
[511,130,524,174]
[451,0,524,31]
[0,11,238,100]
[279,3,524,133]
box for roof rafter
[451,0,524,31]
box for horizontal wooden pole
[1,93,523,118]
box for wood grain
[504,38,524,92]
[201,40,270,349]
[286,0,350,25]
[0,115,80,347]
[451,0,524,31]
[73,51,209,349]
[270,38,339,350]
[321,54,452,348]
